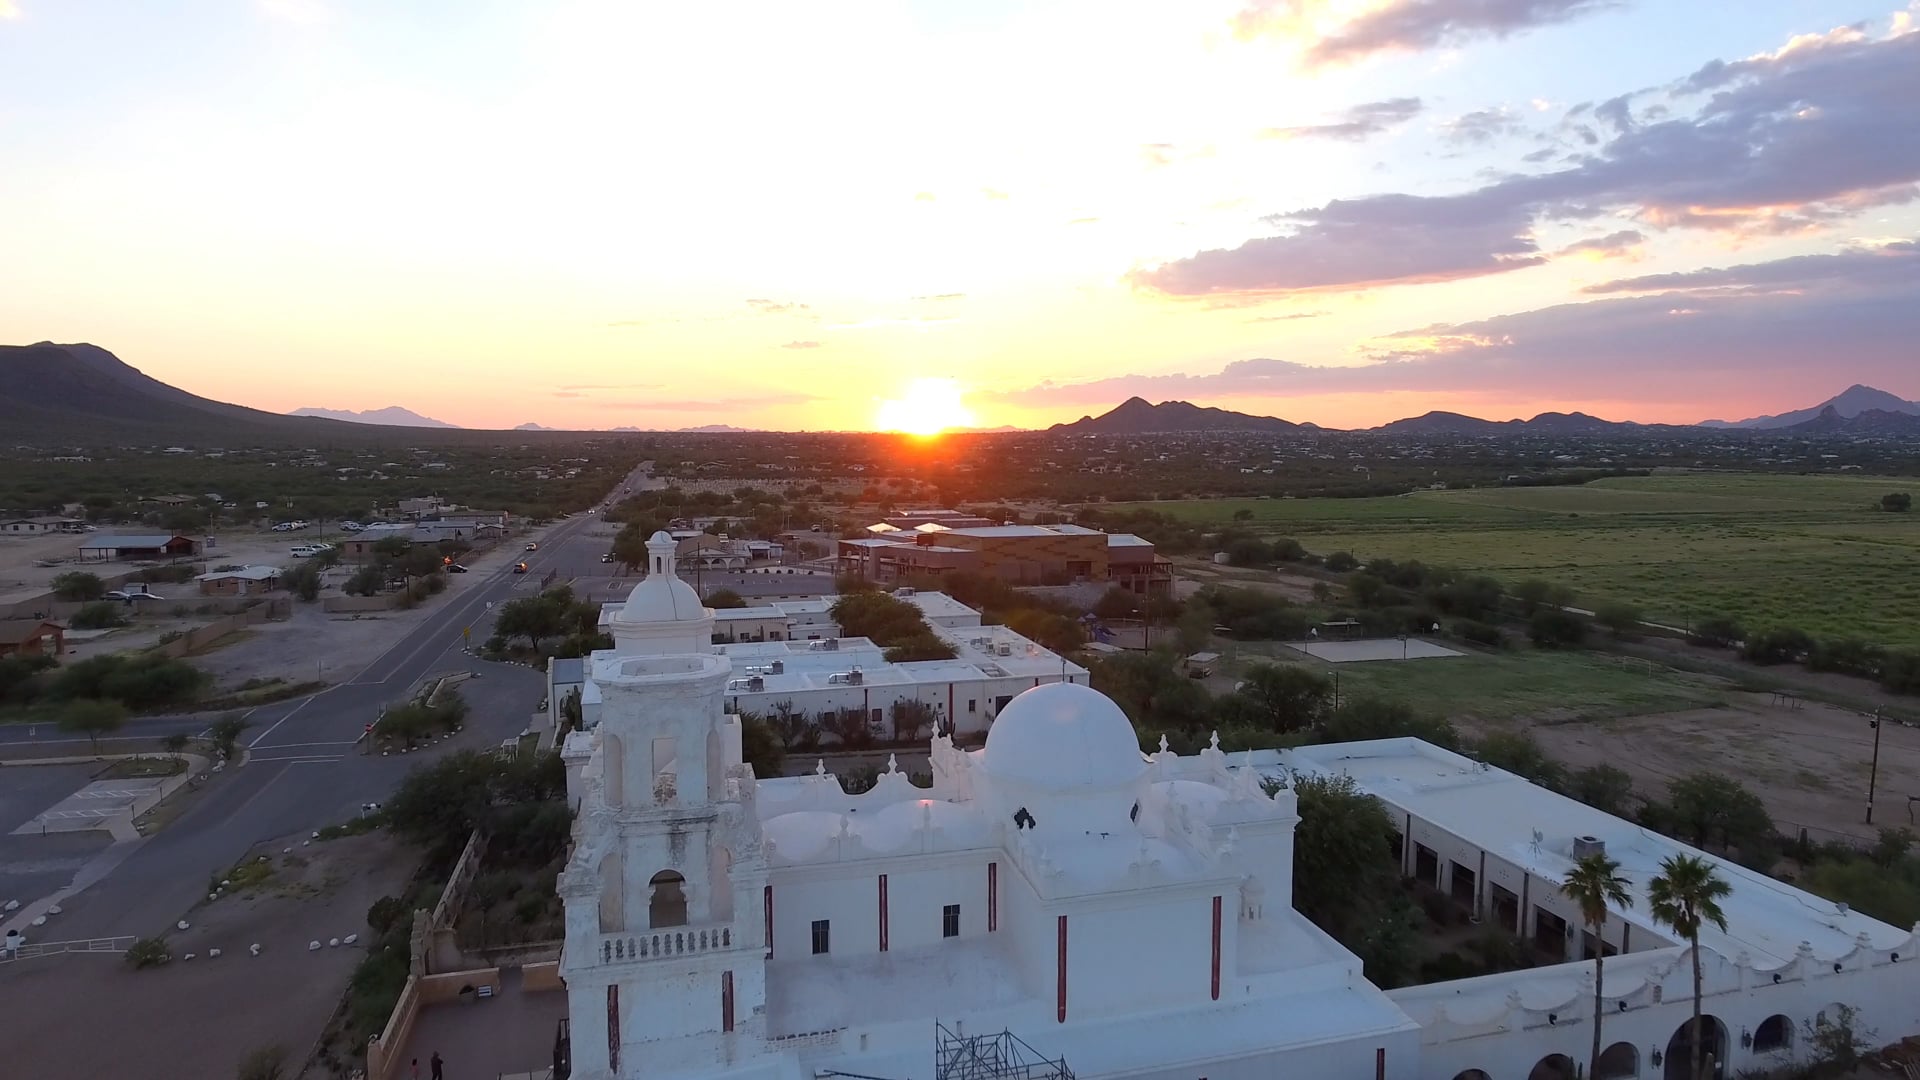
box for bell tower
[559,542,767,1079]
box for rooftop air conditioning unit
[848,668,863,685]
[996,642,1012,657]
[1571,835,1606,860]
[825,638,839,651]
[747,676,765,692]
[770,660,784,674]
[894,587,916,598]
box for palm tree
[1648,854,1731,1080]
[1563,853,1633,1080]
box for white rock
[310,831,320,839]
[30,916,46,927]
[46,904,61,915]
[301,840,310,847]
[250,943,262,956]
[308,940,321,951]
[3,900,18,912]
[328,937,340,947]
[183,953,195,961]
[343,933,358,945]
[176,920,190,931]
[208,893,218,901]
[208,948,222,958]
[282,847,292,854]
[221,879,231,887]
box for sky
[3,0,1918,432]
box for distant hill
[1050,397,1313,434]
[1372,409,1650,436]
[679,424,755,433]
[1780,405,1920,437]
[0,341,613,446]
[1699,385,1919,429]
[514,422,555,431]
[290,405,459,428]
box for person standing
[431,1051,445,1080]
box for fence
[151,600,291,658]
[0,935,136,963]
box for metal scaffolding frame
[934,1023,1075,1080]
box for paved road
[0,463,654,939]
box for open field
[1117,472,1920,646]
[1229,643,1729,723]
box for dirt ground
[0,828,417,1079]
[18,518,566,694]
[1172,558,1324,603]
[0,526,333,607]
[1470,692,1920,845]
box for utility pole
[1866,708,1884,824]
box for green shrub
[51,571,106,601]
[124,936,170,968]
[69,601,128,630]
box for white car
[103,590,166,602]
[340,521,365,532]
[290,545,325,558]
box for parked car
[103,590,166,602]
[445,563,468,574]
[290,545,324,558]
[512,562,529,574]
[524,542,538,551]
[340,521,365,532]
[600,553,613,563]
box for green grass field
[1119,473,1920,646]
[1311,649,1728,724]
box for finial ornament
[1158,734,1170,754]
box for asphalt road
[0,462,655,939]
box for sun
[874,378,976,436]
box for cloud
[780,340,824,350]
[745,298,810,315]
[1018,239,1920,411]
[1443,107,1526,146]
[1581,239,1917,294]
[1264,98,1424,141]
[1234,0,1622,68]
[557,382,662,392]
[1248,310,1331,322]
[1134,25,1920,297]
[1555,228,1645,259]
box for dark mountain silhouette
[1051,397,1313,434]
[1371,410,1507,436]
[290,405,459,428]
[1780,405,1920,437]
[1699,385,1919,429]
[0,342,604,445]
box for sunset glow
[1,2,1916,430]
[874,379,976,436]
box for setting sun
[874,378,975,436]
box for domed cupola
[975,682,1148,836]
[607,531,714,656]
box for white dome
[981,682,1146,793]
[618,531,707,624]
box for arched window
[1752,1014,1792,1054]
[649,870,689,928]
[1529,1053,1577,1080]
[1664,1015,1727,1080]
[1597,1040,1638,1079]
[1452,1071,1492,1080]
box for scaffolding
[935,1023,1074,1080]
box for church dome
[981,682,1146,793]
[619,531,707,623]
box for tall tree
[60,698,129,754]
[1648,854,1731,1080]
[1563,854,1633,1080]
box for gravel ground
[0,829,416,1079]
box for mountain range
[1698,384,1920,429]
[290,405,459,428]
[1052,397,1317,434]
[4,342,1914,442]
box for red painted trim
[1375,1047,1385,1080]
[988,863,998,932]
[607,983,620,1071]
[878,874,889,952]
[763,884,773,957]
[722,971,735,1032]
[1055,915,1068,1023]
[1210,895,1222,1001]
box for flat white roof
[1280,738,1910,965]
[900,590,979,622]
[196,565,281,581]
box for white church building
[558,534,1920,1080]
